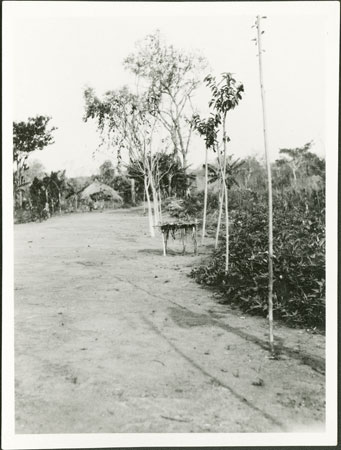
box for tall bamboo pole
[256,15,274,354]
[201,146,209,244]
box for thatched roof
[79,181,123,202]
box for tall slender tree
[124,30,207,172]
[192,114,218,244]
[204,73,244,272]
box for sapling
[204,74,244,273]
[192,114,217,244]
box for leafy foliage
[206,157,245,189]
[28,177,48,220]
[191,114,219,150]
[98,160,116,186]
[204,73,244,116]
[127,151,195,199]
[191,189,325,329]
[13,116,56,157]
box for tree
[98,160,116,186]
[29,177,48,219]
[203,73,244,270]
[113,174,142,205]
[276,141,325,186]
[84,86,161,236]
[84,85,153,206]
[45,171,67,215]
[236,156,267,191]
[149,152,192,198]
[192,114,218,244]
[124,30,207,171]
[13,116,57,208]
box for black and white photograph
[2,1,339,448]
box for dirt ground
[14,208,325,433]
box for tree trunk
[292,167,297,186]
[150,181,160,227]
[201,146,209,244]
[257,15,274,354]
[158,188,163,223]
[215,181,224,250]
[168,173,172,197]
[224,180,229,273]
[19,190,23,209]
[131,178,136,205]
[182,152,187,172]
[143,189,146,214]
[144,178,155,237]
[59,192,62,215]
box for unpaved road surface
[15,209,325,433]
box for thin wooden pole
[257,15,274,354]
[222,114,229,274]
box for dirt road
[14,208,325,433]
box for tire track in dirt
[141,315,286,431]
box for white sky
[6,2,332,177]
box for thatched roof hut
[79,181,123,203]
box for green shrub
[191,189,325,330]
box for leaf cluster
[191,114,220,150]
[204,73,244,116]
[13,116,56,160]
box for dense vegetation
[187,149,326,330]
